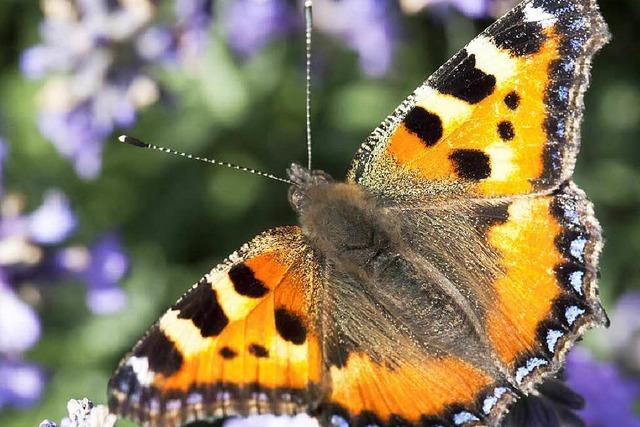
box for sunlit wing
[108,227,323,427]
[347,0,609,201]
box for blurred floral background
[0,0,638,426]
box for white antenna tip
[118,135,149,148]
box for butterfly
[108,0,610,426]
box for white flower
[39,398,117,427]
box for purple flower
[448,0,490,17]
[315,0,398,77]
[27,190,77,245]
[399,0,516,18]
[175,0,214,62]
[37,103,113,179]
[137,26,176,63]
[222,0,296,58]
[0,190,76,254]
[0,139,7,194]
[225,414,316,427]
[21,0,158,179]
[0,359,45,410]
[566,348,640,427]
[602,291,640,375]
[22,0,213,179]
[0,143,129,412]
[57,234,129,315]
[0,282,41,355]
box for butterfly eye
[288,186,309,213]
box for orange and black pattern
[108,228,323,426]
[348,0,609,200]
[108,1,609,426]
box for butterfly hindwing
[319,353,516,427]
[108,227,324,427]
[483,181,606,380]
[315,181,605,427]
[311,226,518,426]
[347,0,609,201]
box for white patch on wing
[127,356,155,386]
[565,306,586,326]
[485,142,516,181]
[482,387,508,414]
[546,329,564,353]
[515,357,548,385]
[569,270,584,295]
[330,415,349,427]
[187,392,203,405]
[570,238,587,262]
[160,309,210,356]
[453,411,480,425]
[523,4,557,28]
[466,36,518,83]
[414,86,473,130]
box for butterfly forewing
[347,0,610,202]
[108,227,323,427]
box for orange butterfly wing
[347,0,609,200]
[110,1,610,427]
[328,0,610,425]
[108,227,323,427]
[316,185,606,427]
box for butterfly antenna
[304,0,313,171]
[118,135,293,185]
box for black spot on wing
[449,149,492,180]
[134,325,183,376]
[326,329,358,369]
[174,279,228,337]
[275,308,307,345]
[403,107,443,147]
[219,346,237,359]
[472,202,510,236]
[248,343,269,358]
[498,121,515,141]
[504,91,521,110]
[432,50,496,104]
[490,9,547,56]
[229,262,269,298]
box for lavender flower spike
[0,359,45,410]
[314,0,398,77]
[0,283,41,354]
[39,398,117,427]
[222,0,295,59]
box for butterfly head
[287,162,333,214]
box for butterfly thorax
[288,163,401,279]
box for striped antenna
[118,135,293,185]
[304,0,313,171]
